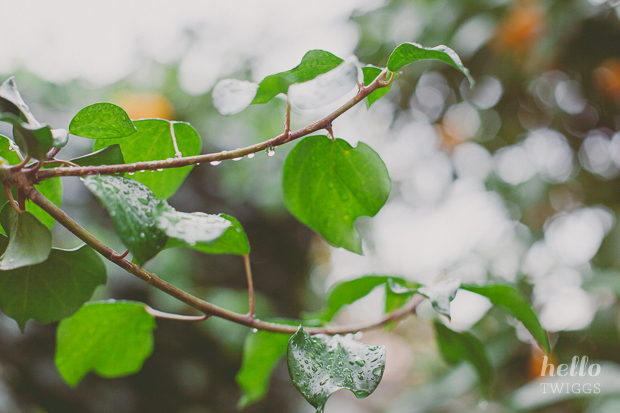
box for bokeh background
[1,0,620,411]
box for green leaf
[434,321,493,391]
[282,135,391,254]
[0,134,21,164]
[462,284,550,354]
[94,119,202,199]
[0,77,38,124]
[212,79,259,116]
[252,50,344,105]
[418,279,461,320]
[387,43,475,87]
[12,122,56,160]
[237,325,293,408]
[155,205,250,256]
[83,175,167,266]
[70,144,125,167]
[0,242,107,331]
[0,204,52,270]
[288,327,386,412]
[55,300,155,386]
[69,103,136,139]
[362,66,392,108]
[309,275,411,322]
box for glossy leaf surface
[288,327,385,412]
[12,123,56,160]
[70,144,125,167]
[387,42,475,87]
[282,135,390,254]
[0,204,52,270]
[462,284,550,354]
[212,79,259,116]
[69,103,136,139]
[252,50,344,104]
[434,321,493,390]
[94,119,201,199]
[418,279,461,319]
[0,242,107,331]
[156,206,250,256]
[83,175,167,266]
[55,301,155,386]
[0,77,37,124]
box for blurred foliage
[1,0,620,412]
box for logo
[539,356,601,394]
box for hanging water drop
[210,160,221,166]
[247,153,255,159]
[128,172,135,175]
[157,168,163,172]
[232,157,242,161]
[252,328,258,333]
[266,147,275,157]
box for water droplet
[140,232,145,238]
[247,153,255,159]
[252,328,258,333]
[165,158,174,164]
[266,147,275,157]
[110,211,116,217]
[9,258,14,263]
[372,367,382,376]
[139,169,145,173]
[319,378,328,386]
[196,162,200,166]
[128,172,135,175]
[232,157,242,161]
[138,198,149,205]
[210,160,221,166]
[355,360,365,367]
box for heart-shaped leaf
[0,204,52,270]
[155,205,250,256]
[70,144,125,167]
[282,135,391,254]
[83,175,167,266]
[462,284,550,354]
[69,103,136,139]
[288,327,386,412]
[0,242,107,331]
[55,300,155,386]
[94,119,202,199]
[387,43,475,87]
[434,321,493,392]
[252,50,344,105]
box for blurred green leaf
[94,119,202,199]
[252,50,344,105]
[288,327,386,412]
[282,135,391,254]
[55,300,155,386]
[0,77,37,124]
[462,284,550,354]
[83,175,167,266]
[0,204,52,270]
[434,321,493,392]
[387,42,474,87]
[212,79,259,116]
[70,144,125,167]
[0,241,107,331]
[309,275,412,322]
[362,65,392,107]
[418,279,461,320]
[12,123,56,160]
[69,103,136,139]
[157,206,250,256]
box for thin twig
[243,255,255,318]
[9,156,31,173]
[283,100,291,142]
[24,184,425,335]
[36,70,391,181]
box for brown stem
[35,70,390,181]
[10,156,31,173]
[17,190,26,211]
[244,255,255,318]
[24,184,424,335]
[3,184,20,214]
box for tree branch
[24,182,425,335]
[35,70,390,181]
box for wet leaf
[69,103,136,139]
[418,279,461,319]
[0,243,107,331]
[83,175,167,266]
[0,204,52,270]
[94,119,201,199]
[55,300,155,386]
[462,284,550,354]
[212,79,258,116]
[0,77,38,124]
[156,205,250,256]
[252,50,344,105]
[387,42,475,87]
[70,144,125,167]
[282,135,391,254]
[288,327,386,412]
[434,321,493,392]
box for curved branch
[36,70,391,181]
[24,184,424,335]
